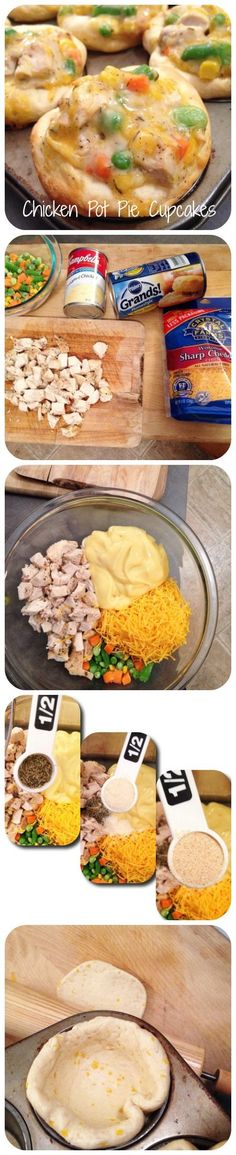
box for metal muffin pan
[5,39,231,231]
[5,1011,230,1150]
[5,1100,32,1149]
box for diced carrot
[87,154,111,182]
[172,911,183,920]
[36,826,46,835]
[83,660,90,671]
[127,74,149,93]
[175,137,189,160]
[159,896,171,909]
[134,659,144,671]
[88,845,100,855]
[122,672,131,685]
[104,643,114,654]
[26,813,37,822]
[103,668,123,684]
[99,856,109,866]
[88,633,101,646]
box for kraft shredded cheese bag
[163,298,231,424]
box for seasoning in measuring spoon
[103,776,136,811]
[18,753,53,790]
[172,831,224,888]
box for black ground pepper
[18,754,53,789]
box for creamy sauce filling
[83,526,169,609]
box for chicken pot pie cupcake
[9,7,59,20]
[144,6,231,100]
[5,24,86,128]
[31,62,211,219]
[57,4,161,53]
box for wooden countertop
[6,925,230,1072]
[7,241,230,452]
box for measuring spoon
[158,769,228,888]
[101,731,150,813]
[13,693,61,795]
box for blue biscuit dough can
[109,252,206,318]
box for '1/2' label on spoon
[34,694,59,732]
[123,733,148,764]
[159,769,192,806]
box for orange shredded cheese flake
[37,800,80,845]
[101,578,191,664]
[99,829,156,883]
[173,873,231,920]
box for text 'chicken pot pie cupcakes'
[9,6,59,20]
[57,4,162,53]
[26,1016,170,1148]
[31,63,211,219]
[5,24,87,128]
[144,6,231,100]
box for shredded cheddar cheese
[37,800,80,845]
[101,579,191,664]
[99,829,156,883]
[173,873,231,920]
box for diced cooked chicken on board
[6,337,111,437]
[18,539,101,677]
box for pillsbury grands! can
[64,247,108,317]
[109,252,206,318]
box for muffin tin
[5,1010,230,1150]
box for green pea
[182,40,231,66]
[64,57,77,74]
[211,12,226,26]
[110,655,118,665]
[165,11,181,24]
[172,105,208,130]
[112,149,132,169]
[132,64,158,79]
[99,23,113,37]
[92,5,136,15]
[99,107,123,134]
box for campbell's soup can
[64,247,108,318]
[109,252,206,318]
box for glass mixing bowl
[5,489,218,691]
[5,235,62,315]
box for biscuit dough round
[26,1015,170,1148]
[57,5,161,53]
[144,6,231,100]
[31,62,211,219]
[57,959,147,1017]
[5,24,86,128]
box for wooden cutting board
[5,316,144,448]
[5,926,230,1071]
[9,463,168,500]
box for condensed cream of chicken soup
[64,247,108,318]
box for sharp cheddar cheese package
[163,298,231,424]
